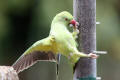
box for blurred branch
[0,66,19,80]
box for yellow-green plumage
[12,11,90,73]
[25,36,58,55]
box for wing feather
[12,36,57,73]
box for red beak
[70,20,79,29]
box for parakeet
[12,11,98,73]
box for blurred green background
[0,0,120,80]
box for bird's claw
[88,53,99,59]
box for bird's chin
[69,23,78,29]
[69,24,74,28]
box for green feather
[12,11,89,73]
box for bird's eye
[65,18,68,21]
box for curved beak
[69,20,79,29]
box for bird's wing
[12,36,57,73]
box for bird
[12,11,98,73]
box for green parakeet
[12,11,98,73]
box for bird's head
[52,11,79,29]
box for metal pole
[73,0,97,80]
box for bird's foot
[88,53,99,59]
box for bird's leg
[68,45,98,58]
[67,43,98,66]
[76,52,99,59]
[67,44,89,58]
[73,50,99,59]
[69,51,98,66]
[56,53,61,79]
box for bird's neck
[50,22,69,35]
